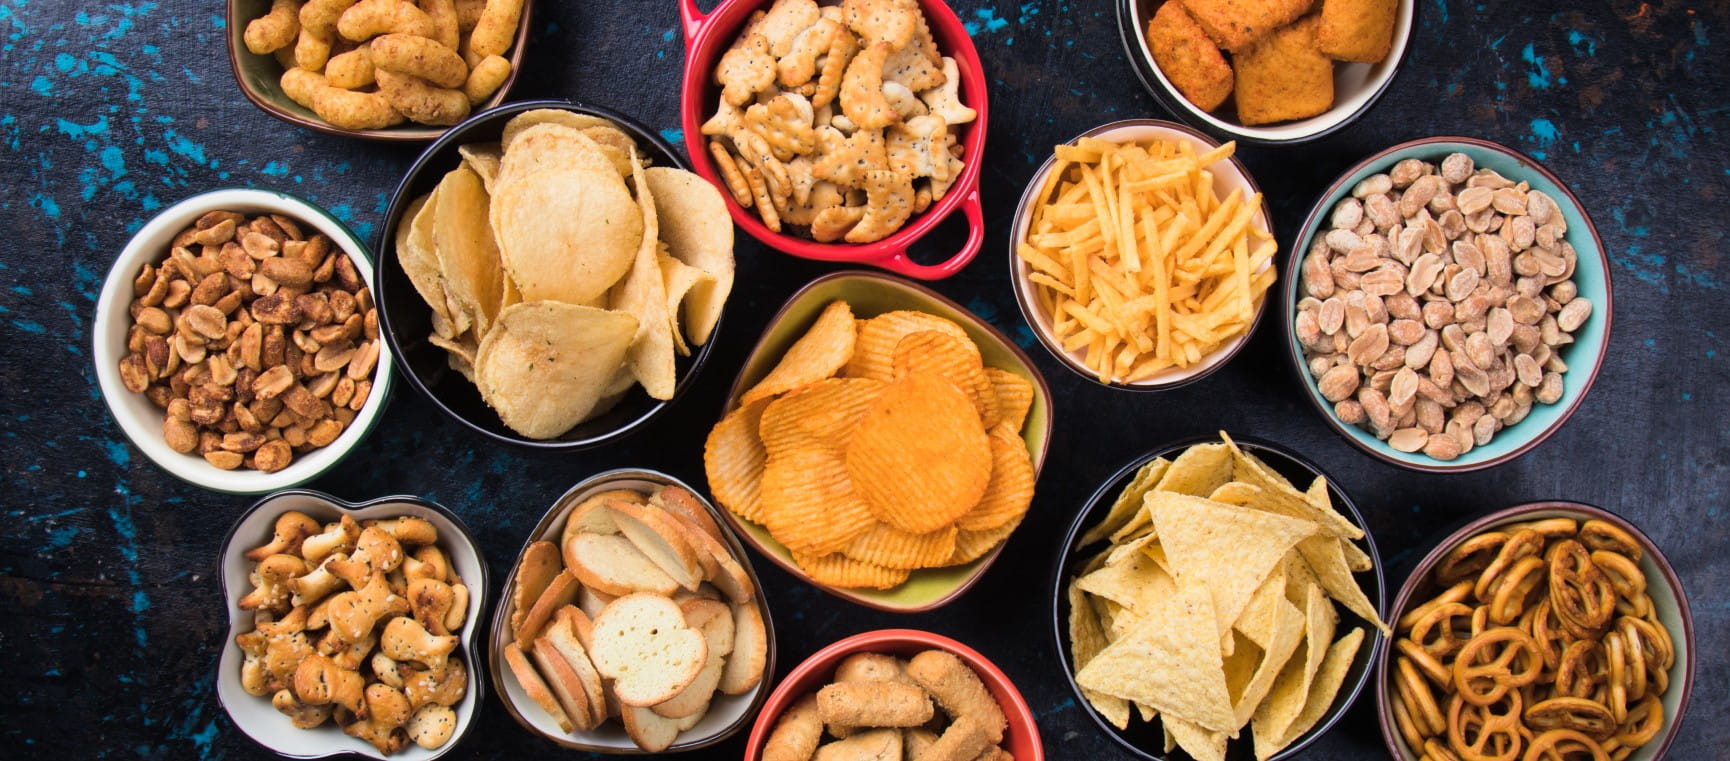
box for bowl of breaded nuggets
[1117,0,1414,144]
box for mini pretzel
[1397,637,1452,686]
[1438,531,1508,584]
[1447,692,1523,761]
[1546,540,1615,637]
[1578,520,1641,562]
[1525,696,1616,741]
[1486,555,1545,625]
[1423,737,1464,761]
[1403,580,1477,632]
[1473,529,1544,603]
[1523,728,1609,761]
[1612,694,1663,748]
[1500,517,1578,540]
[1397,656,1449,737]
[1391,691,1429,754]
[1453,627,1542,707]
[1552,639,1604,699]
[1590,550,1645,602]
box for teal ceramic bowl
[1282,137,1611,473]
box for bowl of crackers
[1116,0,1414,144]
[678,0,989,279]
[375,100,737,449]
[704,270,1052,612]
[94,187,394,494]
[1010,120,1277,389]
[746,629,1043,761]
[1054,433,1388,761]
[227,0,532,140]
[1375,501,1695,761]
[1282,137,1611,471]
[216,489,487,758]
[488,469,774,753]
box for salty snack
[1017,136,1277,384]
[1065,434,1385,761]
[233,511,471,754]
[1388,518,1675,761]
[397,109,736,438]
[702,0,976,243]
[245,0,524,129]
[705,301,1038,589]
[1145,0,1397,125]
[1295,153,1592,460]
[117,210,381,472]
[763,648,1014,760]
[500,485,765,751]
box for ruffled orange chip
[842,521,958,570]
[949,515,1022,566]
[760,444,876,555]
[956,424,1037,532]
[792,551,912,590]
[758,377,886,454]
[985,367,1035,433]
[740,300,857,405]
[843,310,970,381]
[845,371,991,533]
[891,330,1000,429]
[705,397,771,523]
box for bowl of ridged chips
[704,271,1052,612]
[377,101,735,448]
[1055,433,1388,761]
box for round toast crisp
[504,641,572,733]
[590,593,708,707]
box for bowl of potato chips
[1010,120,1277,389]
[1054,433,1387,761]
[376,101,736,449]
[1116,0,1414,144]
[703,271,1052,612]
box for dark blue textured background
[1,1,1726,759]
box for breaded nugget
[906,650,1006,743]
[765,693,825,761]
[1232,16,1334,125]
[1147,2,1233,112]
[813,727,903,761]
[1315,0,1397,62]
[904,727,941,758]
[1176,0,1315,52]
[835,652,912,684]
[911,714,992,761]
[817,681,935,728]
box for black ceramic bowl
[375,100,719,450]
[1051,435,1387,760]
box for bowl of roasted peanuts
[1376,501,1694,761]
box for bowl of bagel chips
[1055,433,1388,761]
[377,101,735,448]
[704,271,1052,612]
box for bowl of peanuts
[1376,501,1694,761]
[227,0,533,141]
[94,187,393,494]
[1283,136,1611,472]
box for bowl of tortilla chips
[376,100,736,449]
[1053,433,1387,760]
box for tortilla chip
[1083,457,1170,547]
[1148,491,1318,640]
[1154,442,1235,497]
[1075,583,1236,734]
[1069,582,1132,730]
[1221,432,1363,540]
[1295,534,1388,634]
[1265,628,1364,754]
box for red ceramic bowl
[744,629,1044,760]
[677,0,989,280]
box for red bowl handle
[677,0,710,48]
[877,189,983,281]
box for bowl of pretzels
[1375,501,1694,761]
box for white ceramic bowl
[216,490,488,760]
[93,188,393,493]
[488,468,775,753]
[1009,119,1275,390]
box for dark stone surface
[1,1,1725,759]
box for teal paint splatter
[13,319,46,334]
[30,74,52,95]
[659,127,683,146]
[1567,30,1596,57]
[1520,43,1561,88]
[965,8,1010,35]
[105,439,131,468]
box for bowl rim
[374,99,722,450]
[1049,433,1388,761]
[1007,118,1275,391]
[92,186,395,495]
[742,628,1045,760]
[214,488,490,760]
[1279,135,1614,473]
[484,467,777,753]
[1112,0,1417,145]
[676,0,990,277]
[715,269,1055,613]
[1371,499,1696,761]
[224,0,535,142]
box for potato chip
[501,109,620,151]
[396,190,459,334]
[758,377,885,454]
[433,166,506,338]
[1081,457,1170,547]
[760,444,875,555]
[428,332,477,368]
[843,310,970,381]
[491,166,641,306]
[457,141,502,193]
[644,166,735,347]
[984,367,1035,434]
[741,300,857,405]
[578,125,637,176]
[497,124,620,188]
[657,248,712,357]
[791,551,910,590]
[1257,628,1364,757]
[1164,716,1227,761]
[891,330,1000,428]
[955,425,1035,532]
[948,516,1019,566]
[706,397,771,523]
[610,149,677,400]
[842,521,957,569]
[474,302,638,439]
[1149,491,1318,641]
[1075,582,1236,734]
[846,371,991,533]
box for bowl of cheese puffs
[1117,0,1415,144]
